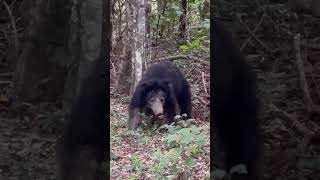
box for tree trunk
[13,0,71,104]
[179,0,187,38]
[127,0,149,96]
[113,44,132,95]
[145,0,152,66]
[63,0,105,114]
[156,0,167,39]
[200,0,210,20]
[58,0,110,179]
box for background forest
[213,0,320,179]
[110,0,210,179]
[0,0,318,179]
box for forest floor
[0,60,210,180]
[0,102,61,180]
[110,60,211,179]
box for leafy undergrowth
[110,97,210,179]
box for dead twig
[3,1,19,50]
[201,72,208,97]
[110,60,117,79]
[293,34,320,113]
[297,133,313,154]
[240,13,266,51]
[194,95,209,106]
[0,102,9,112]
[237,15,273,54]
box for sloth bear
[211,19,261,180]
[128,60,192,130]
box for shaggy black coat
[128,60,192,130]
[212,18,261,180]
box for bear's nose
[156,113,164,119]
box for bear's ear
[140,81,150,87]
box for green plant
[153,116,208,178]
[131,155,144,173]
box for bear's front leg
[128,107,142,130]
[164,107,176,125]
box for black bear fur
[211,18,261,180]
[128,60,192,130]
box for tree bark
[127,0,149,96]
[58,0,110,179]
[63,0,105,113]
[113,45,132,95]
[145,0,152,66]
[13,0,71,104]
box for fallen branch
[301,40,320,50]
[0,72,14,77]
[270,104,313,136]
[0,80,11,85]
[293,34,320,113]
[153,55,209,66]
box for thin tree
[127,0,150,95]
[200,0,210,20]
[179,0,187,38]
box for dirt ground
[0,104,61,180]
